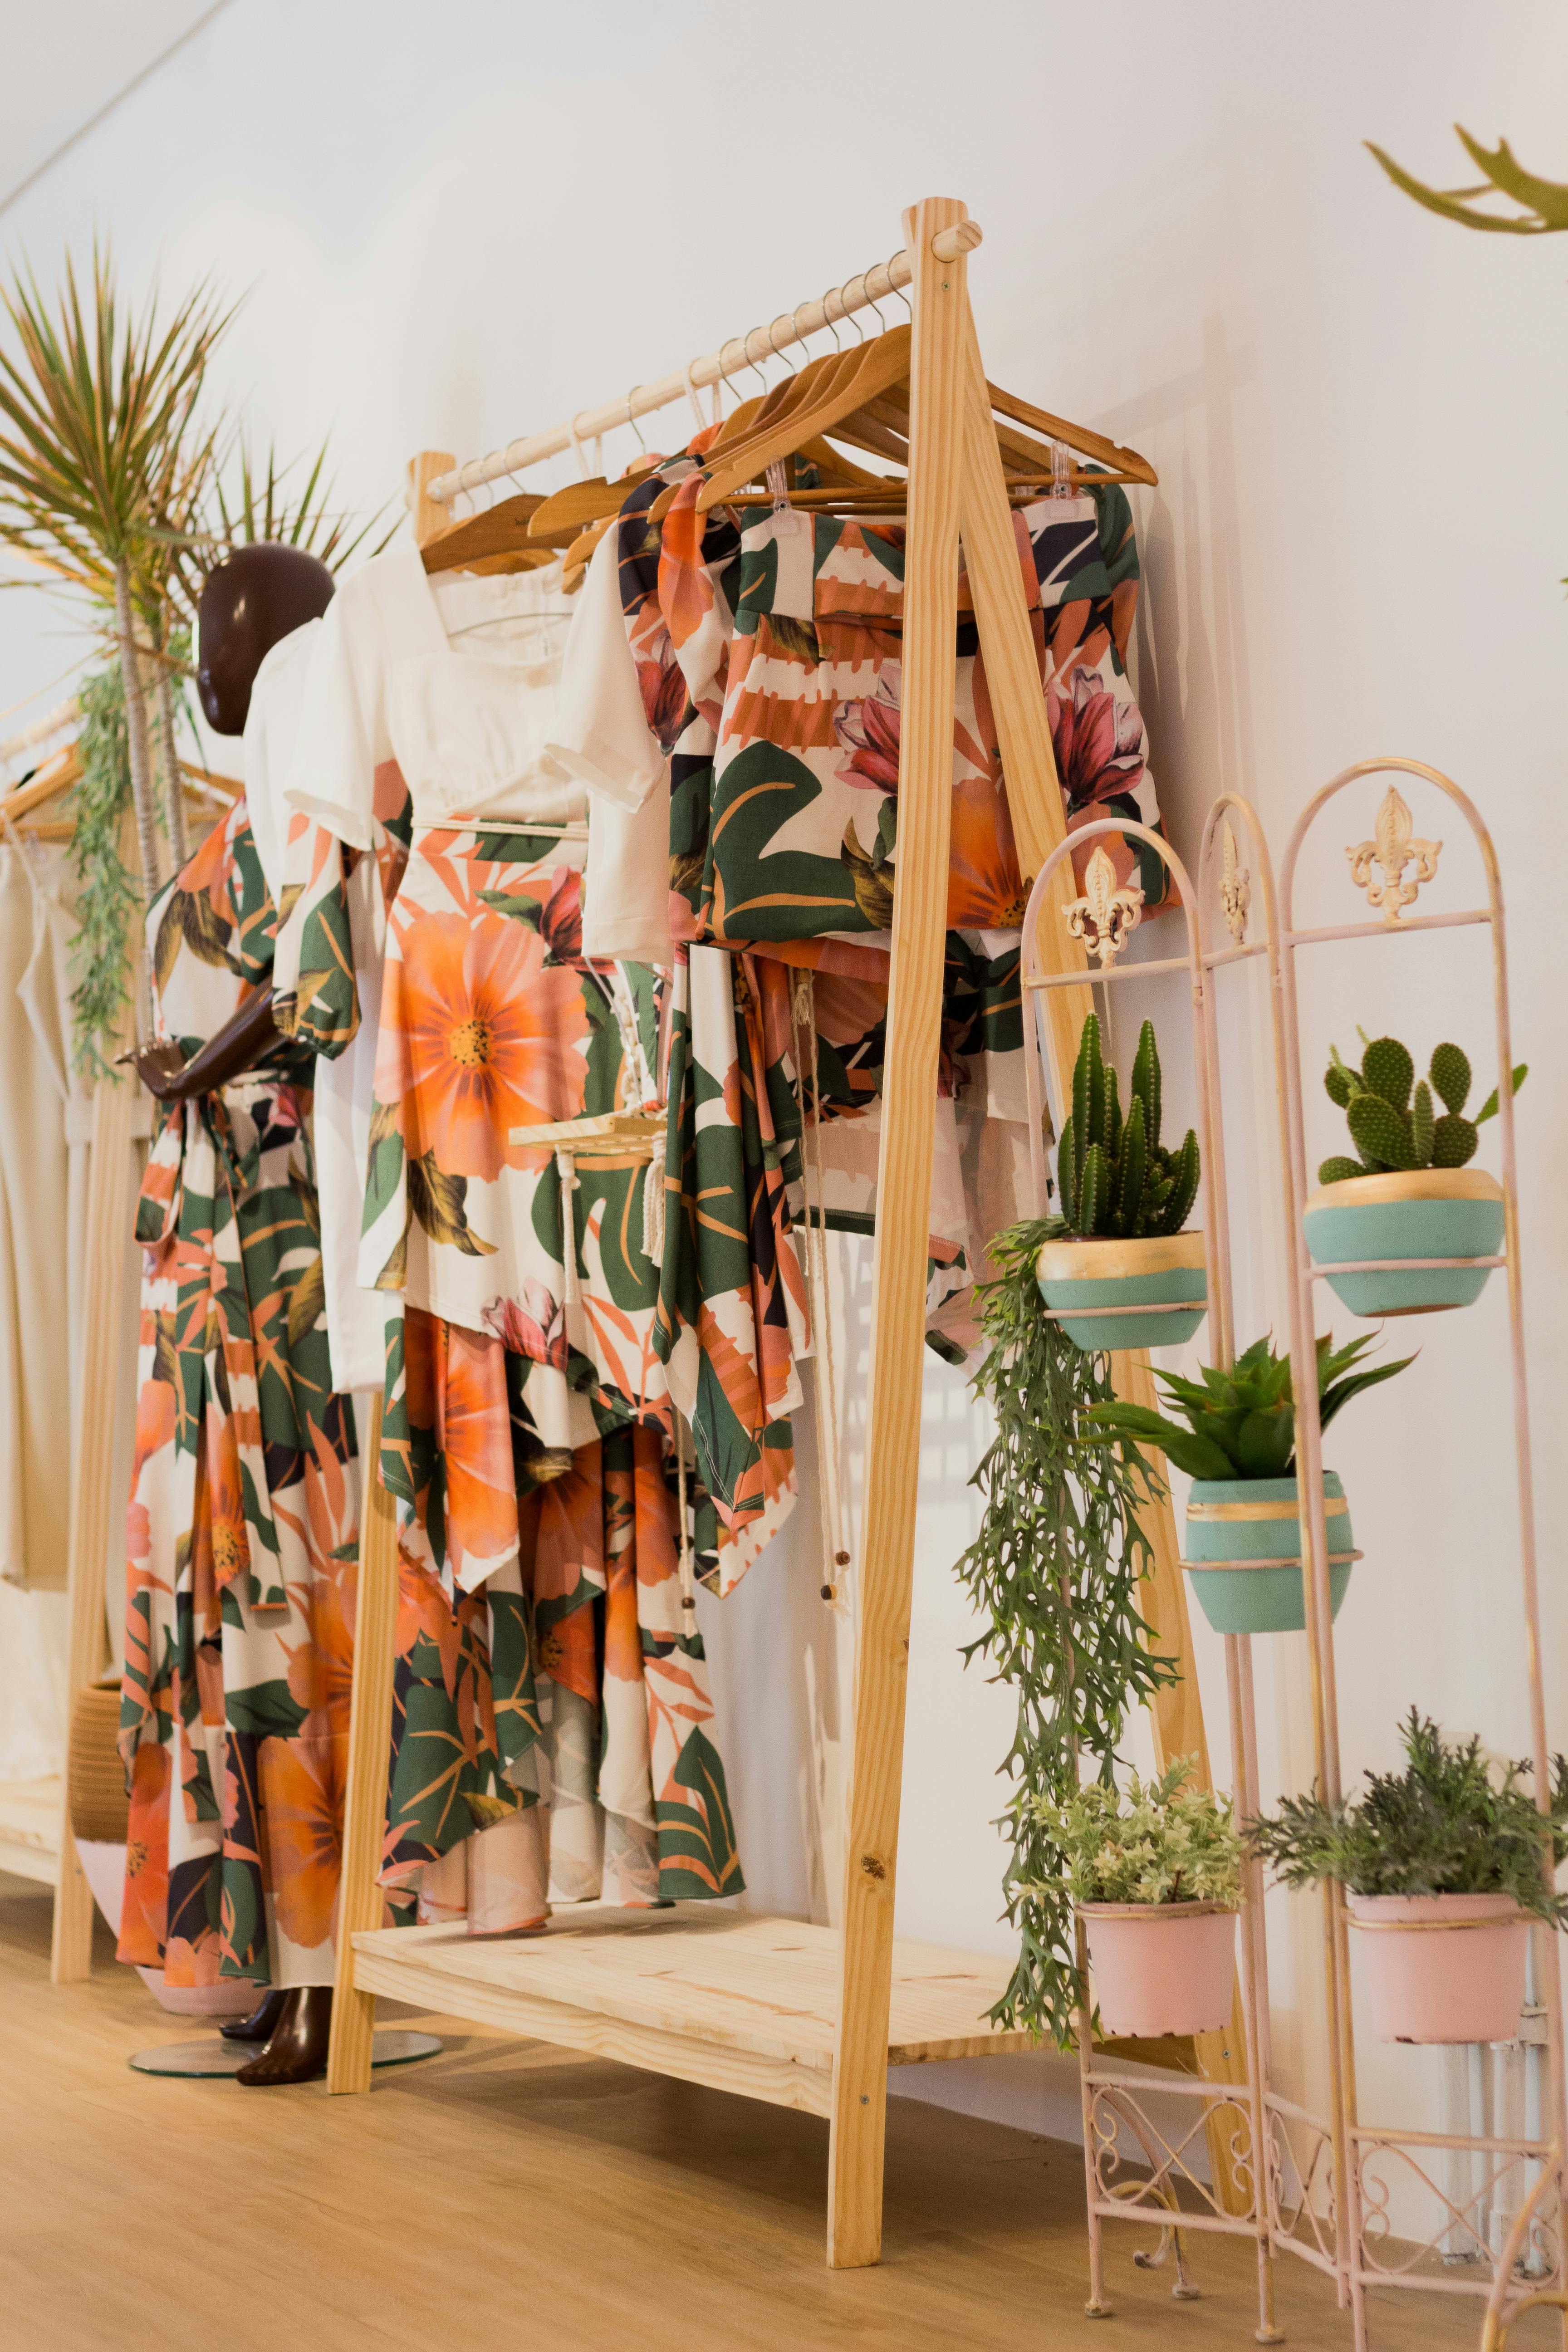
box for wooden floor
[0,1873,1547,2352]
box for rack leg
[825,194,970,2271]
[326,1393,399,2094]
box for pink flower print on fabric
[835,663,902,795]
[482,1280,568,1370]
[1051,662,1148,814]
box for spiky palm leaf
[1366,128,1568,236]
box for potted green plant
[1035,1758,1241,2037]
[1250,1712,1568,2044]
[1084,1331,1412,1636]
[1035,1012,1205,1352]
[1308,1034,1524,1318]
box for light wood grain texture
[326,1392,400,2094]
[0,1879,1475,2352]
[407,448,456,551]
[826,196,970,2274]
[956,323,1250,2210]
[0,1778,61,1885]
[353,1911,1031,2111]
[51,1069,136,1983]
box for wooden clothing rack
[326,193,1229,2268]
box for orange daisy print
[387,909,591,1183]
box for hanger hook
[765,312,793,377]
[838,280,865,344]
[625,387,647,457]
[859,271,887,333]
[740,326,770,396]
[886,254,912,320]
[568,413,589,482]
[683,355,706,434]
[815,287,842,354]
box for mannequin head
[196,543,335,734]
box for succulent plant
[1054,1013,1200,1240]
[1317,1031,1526,1187]
[1082,1330,1414,1482]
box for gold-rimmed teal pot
[1183,1472,1354,1635]
[1303,1166,1503,1318]
[1035,1230,1207,1354]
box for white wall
[4,0,1567,2244]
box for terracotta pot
[1348,1892,1528,2044]
[1081,1900,1237,2037]
[1035,1230,1208,1354]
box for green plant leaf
[1318,1156,1368,1186]
[1410,1078,1434,1166]
[1319,1353,1416,1431]
[1429,1042,1471,1116]
[1234,1405,1295,1478]
[1362,1036,1414,1110]
[1475,1064,1528,1123]
[1083,1403,1235,1482]
[1348,1092,1415,1170]
[1431,1114,1479,1168]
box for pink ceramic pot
[1081,1901,1237,2037]
[1348,1893,1528,2044]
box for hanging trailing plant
[67,660,139,1078]
[954,1217,1179,2047]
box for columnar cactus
[1318,1032,1526,1186]
[1055,1013,1200,1240]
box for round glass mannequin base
[128,2029,442,2078]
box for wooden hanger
[697,326,913,510]
[524,462,662,540]
[421,491,562,575]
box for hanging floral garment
[118,798,360,1991]
[274,566,746,1928]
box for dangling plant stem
[67,661,139,1079]
[954,1217,1179,2047]
[112,560,161,910]
[153,610,187,870]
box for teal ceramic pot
[1035,1230,1207,1354]
[1184,1472,1353,1636]
[1304,1169,1504,1318]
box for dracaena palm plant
[0,243,233,920]
[1083,1330,1413,1482]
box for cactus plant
[1054,1013,1199,1240]
[1318,1031,1526,1186]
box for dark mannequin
[196,542,334,735]
[138,544,338,2086]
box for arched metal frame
[1020,810,1283,2341]
[1273,760,1566,2351]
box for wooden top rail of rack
[350,1911,1031,2118]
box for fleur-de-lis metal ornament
[1219,819,1250,944]
[1347,785,1441,923]
[1065,843,1144,966]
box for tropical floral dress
[277,559,745,1926]
[118,797,360,1992]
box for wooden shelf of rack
[351,1909,1032,2117]
[0,1777,61,1886]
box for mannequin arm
[132,987,283,1102]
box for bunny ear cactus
[1055,1014,1200,1240]
[1318,1033,1526,1187]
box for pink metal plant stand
[1019,764,1565,2351]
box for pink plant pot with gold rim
[1348,1892,1528,2044]
[1080,1900,1237,2037]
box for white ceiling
[1,2,227,216]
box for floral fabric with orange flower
[356,822,671,1449]
[374,1307,742,1926]
[118,799,361,1992]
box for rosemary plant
[955,1218,1178,2047]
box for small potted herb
[1084,1331,1411,1635]
[1308,1033,1524,1318]
[1036,1012,1205,1352]
[1037,1758,1241,2037]
[1250,1713,1568,2044]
